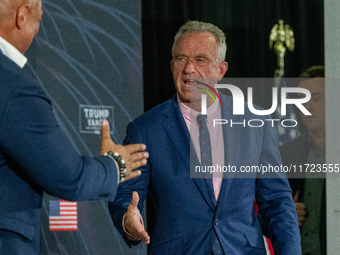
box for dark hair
[299,65,325,78]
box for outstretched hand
[124,191,150,244]
[100,120,149,182]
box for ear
[170,60,174,73]
[218,61,228,80]
[16,5,30,30]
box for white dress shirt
[0,36,27,68]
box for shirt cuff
[122,212,144,241]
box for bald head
[0,0,42,54]
[0,0,29,19]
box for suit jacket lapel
[190,139,216,212]
[161,96,190,169]
[161,95,216,212]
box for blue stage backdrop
[24,0,145,254]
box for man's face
[170,32,227,108]
[298,78,325,134]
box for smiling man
[110,21,301,255]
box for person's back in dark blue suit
[0,1,148,254]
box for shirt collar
[0,36,27,68]
[177,93,220,125]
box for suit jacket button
[214,219,219,226]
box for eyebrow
[195,55,209,59]
[297,92,321,98]
[173,53,187,58]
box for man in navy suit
[109,21,301,254]
[0,0,148,254]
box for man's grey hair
[172,21,227,64]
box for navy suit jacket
[110,94,301,255]
[0,52,118,254]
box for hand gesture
[100,120,149,182]
[124,192,150,244]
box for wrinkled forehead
[173,32,218,57]
[176,32,217,46]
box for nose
[304,99,312,110]
[183,58,196,74]
[302,100,314,116]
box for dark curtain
[141,0,324,250]
[142,0,324,112]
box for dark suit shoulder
[0,73,48,120]
[132,95,178,126]
[0,59,46,120]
